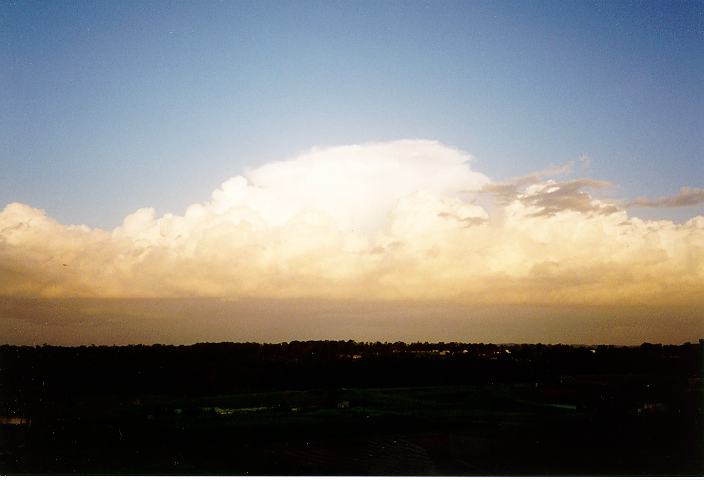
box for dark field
[1,341,702,475]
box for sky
[1,1,703,345]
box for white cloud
[1,140,702,307]
[217,139,489,232]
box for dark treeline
[1,340,703,475]
[1,340,702,415]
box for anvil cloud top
[1,1,702,344]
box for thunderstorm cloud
[1,140,703,310]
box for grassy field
[2,382,702,474]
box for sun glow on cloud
[1,140,703,307]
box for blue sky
[2,0,703,228]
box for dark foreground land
[1,340,702,475]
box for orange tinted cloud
[0,140,702,307]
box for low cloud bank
[1,140,703,306]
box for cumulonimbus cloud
[1,140,703,306]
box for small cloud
[625,187,704,209]
[579,154,592,170]
[481,182,522,204]
[518,179,616,217]
[437,212,487,227]
[480,161,575,205]
[485,176,617,217]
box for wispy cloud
[483,170,618,218]
[518,179,618,218]
[625,187,704,209]
[579,154,592,169]
[480,162,574,205]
